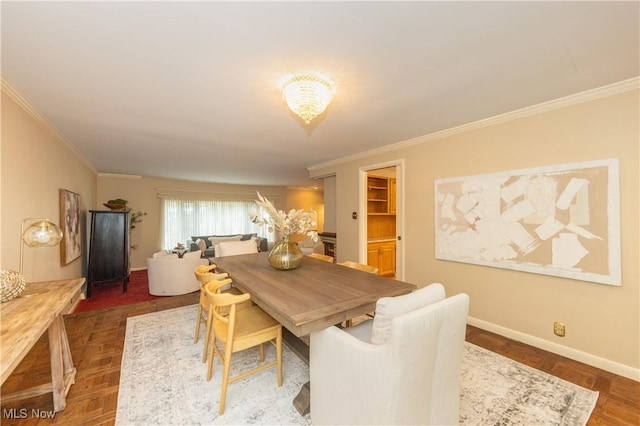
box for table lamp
[0,218,63,302]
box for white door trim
[359,159,404,281]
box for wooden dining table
[212,252,416,415]
[213,252,415,337]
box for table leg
[293,381,311,416]
[48,315,76,412]
[282,329,311,416]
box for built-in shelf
[367,175,396,215]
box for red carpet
[74,270,164,312]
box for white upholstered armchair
[146,250,208,296]
[310,284,469,425]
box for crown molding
[308,77,640,173]
[98,173,142,179]
[1,76,98,174]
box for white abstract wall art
[434,158,621,285]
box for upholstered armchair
[146,250,208,296]
[310,284,469,425]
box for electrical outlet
[553,321,565,337]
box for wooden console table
[0,278,85,412]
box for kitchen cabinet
[367,240,396,277]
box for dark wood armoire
[87,210,130,298]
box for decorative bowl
[103,203,128,211]
[1,269,26,302]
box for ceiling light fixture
[280,72,335,124]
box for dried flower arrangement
[250,192,318,242]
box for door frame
[359,159,404,281]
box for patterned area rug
[116,305,598,425]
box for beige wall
[322,176,337,232]
[310,87,639,378]
[286,188,325,244]
[97,175,323,269]
[1,90,97,282]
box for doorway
[359,160,403,281]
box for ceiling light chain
[280,72,335,124]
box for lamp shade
[22,219,63,247]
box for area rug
[116,305,598,425]
[75,270,163,312]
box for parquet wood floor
[1,295,638,425]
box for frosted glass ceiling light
[280,72,335,124]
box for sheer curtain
[159,193,272,250]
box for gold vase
[268,236,303,270]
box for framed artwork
[434,159,621,286]
[60,189,82,265]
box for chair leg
[205,314,215,372]
[219,343,233,415]
[276,328,283,387]
[202,308,213,363]
[259,343,265,362]
[194,304,203,343]
[206,336,217,381]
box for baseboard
[130,267,148,272]
[468,316,639,382]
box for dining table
[213,252,416,415]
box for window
[159,194,272,250]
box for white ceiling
[2,1,638,188]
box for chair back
[307,252,334,263]
[205,283,251,339]
[194,263,231,316]
[146,251,207,296]
[215,240,259,257]
[194,264,229,284]
[310,290,469,425]
[338,260,378,274]
[389,293,469,425]
[151,250,177,259]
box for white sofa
[310,284,470,425]
[214,240,259,257]
[146,250,208,296]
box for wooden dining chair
[194,264,250,363]
[337,260,379,275]
[307,252,334,263]
[337,261,379,327]
[194,264,230,343]
[204,279,283,415]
